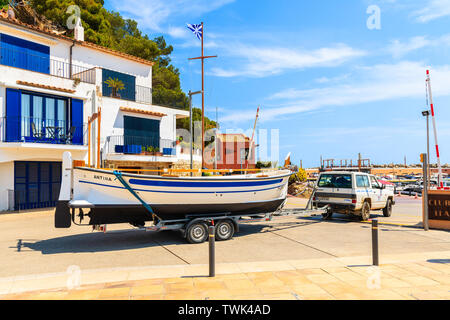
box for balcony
[0,46,96,84]
[105,135,176,156]
[0,117,87,145]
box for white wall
[0,161,14,211]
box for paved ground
[0,195,449,299]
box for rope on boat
[113,170,161,223]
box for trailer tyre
[186,222,208,244]
[215,220,235,241]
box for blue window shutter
[71,99,83,145]
[0,34,50,74]
[5,88,21,142]
[102,69,136,101]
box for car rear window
[318,174,352,189]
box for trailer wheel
[186,222,208,244]
[322,208,333,220]
[215,220,235,241]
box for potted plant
[154,147,163,157]
[104,77,124,98]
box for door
[14,161,62,210]
[369,176,384,209]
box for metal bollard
[209,225,215,277]
[372,219,379,266]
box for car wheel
[322,208,333,220]
[383,199,393,217]
[360,201,371,221]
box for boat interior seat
[69,200,95,209]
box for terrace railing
[106,135,176,156]
[135,85,153,104]
[0,46,96,84]
[0,117,87,145]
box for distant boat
[55,152,291,228]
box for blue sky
[105,0,450,168]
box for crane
[245,106,260,169]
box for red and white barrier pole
[426,70,444,189]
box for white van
[312,171,395,221]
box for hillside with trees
[5,0,215,131]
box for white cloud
[210,44,366,78]
[109,0,235,32]
[220,61,450,123]
[388,34,450,57]
[412,0,450,23]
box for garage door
[14,161,62,210]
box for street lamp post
[188,90,202,176]
[422,110,430,187]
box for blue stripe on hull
[79,180,285,194]
[128,178,283,188]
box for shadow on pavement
[427,259,450,264]
[20,229,187,255]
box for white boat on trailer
[55,152,292,243]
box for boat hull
[84,198,286,225]
[56,161,291,227]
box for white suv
[312,171,395,221]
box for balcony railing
[0,117,87,145]
[0,46,96,84]
[135,85,152,104]
[106,135,176,156]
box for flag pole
[188,22,217,171]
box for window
[356,175,370,188]
[318,174,352,189]
[370,176,381,189]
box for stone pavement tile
[164,293,203,300]
[390,287,437,300]
[225,283,263,297]
[98,296,130,300]
[416,285,450,299]
[379,277,412,289]
[223,278,257,291]
[163,277,194,285]
[260,293,298,300]
[291,283,332,297]
[426,274,450,285]
[28,291,69,300]
[296,268,328,276]
[306,273,343,285]
[321,267,352,274]
[378,265,419,277]
[103,281,133,289]
[8,276,68,294]
[128,268,185,281]
[317,282,361,298]
[330,272,366,283]
[416,262,450,274]
[232,294,266,300]
[130,284,165,296]
[345,266,374,276]
[273,271,313,287]
[193,279,227,291]
[245,272,275,280]
[165,282,197,294]
[81,271,129,286]
[214,273,249,281]
[98,287,131,299]
[399,263,445,276]
[198,289,234,300]
[398,275,440,287]
[361,289,406,300]
[0,281,13,295]
[64,289,102,300]
[129,278,165,286]
[131,294,165,300]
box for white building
[0,14,199,211]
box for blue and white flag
[186,23,203,40]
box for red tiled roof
[120,107,166,117]
[16,80,75,93]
